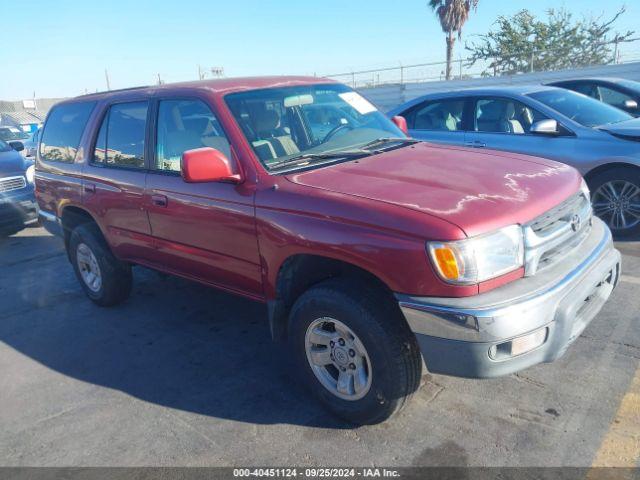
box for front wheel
[589,166,640,238]
[288,279,422,424]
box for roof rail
[76,85,151,98]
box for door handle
[84,183,96,194]
[151,194,168,207]
[465,141,486,148]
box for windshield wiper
[269,150,367,171]
[358,137,419,151]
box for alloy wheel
[592,180,640,231]
[76,243,102,293]
[305,317,372,401]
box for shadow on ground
[0,231,353,429]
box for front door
[464,96,578,161]
[404,97,469,146]
[144,97,262,298]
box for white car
[21,128,41,158]
[0,126,31,157]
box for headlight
[428,225,524,285]
[25,165,35,184]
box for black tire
[68,223,132,306]
[0,226,22,238]
[288,278,422,425]
[587,166,640,238]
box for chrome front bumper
[396,218,621,378]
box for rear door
[36,102,96,216]
[402,97,469,146]
[143,96,262,298]
[82,100,153,261]
[464,96,579,160]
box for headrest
[183,117,210,134]
[252,108,280,135]
[479,101,506,121]
[504,102,516,119]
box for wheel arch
[583,162,640,185]
[60,205,103,253]
[268,254,398,342]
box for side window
[93,102,148,169]
[597,86,634,109]
[409,99,465,131]
[155,99,231,172]
[474,98,548,135]
[40,102,96,163]
[572,83,599,99]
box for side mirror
[530,119,559,136]
[624,99,638,110]
[9,141,24,152]
[181,147,241,184]
[391,116,409,135]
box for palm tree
[429,0,479,80]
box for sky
[2,0,639,100]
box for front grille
[0,176,27,193]
[523,192,592,276]
[529,193,586,235]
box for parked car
[0,139,38,235]
[389,85,640,237]
[36,77,620,424]
[548,77,640,116]
[0,126,30,157]
[21,128,41,158]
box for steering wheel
[323,123,354,142]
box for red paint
[182,147,241,184]
[391,116,409,135]
[35,76,581,301]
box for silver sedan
[389,85,640,237]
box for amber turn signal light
[432,247,460,280]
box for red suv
[36,77,621,424]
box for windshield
[0,127,30,141]
[225,83,404,171]
[529,89,633,127]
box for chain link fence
[323,41,640,89]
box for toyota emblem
[570,214,581,232]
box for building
[0,98,64,134]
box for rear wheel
[589,166,640,238]
[0,225,23,238]
[69,223,132,306]
[288,279,422,424]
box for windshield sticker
[338,92,377,115]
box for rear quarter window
[40,102,96,163]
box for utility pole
[104,69,111,91]
[157,73,162,85]
[530,49,534,73]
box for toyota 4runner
[36,77,621,424]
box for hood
[286,142,581,237]
[598,117,640,141]
[0,148,30,176]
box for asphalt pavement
[0,226,638,467]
